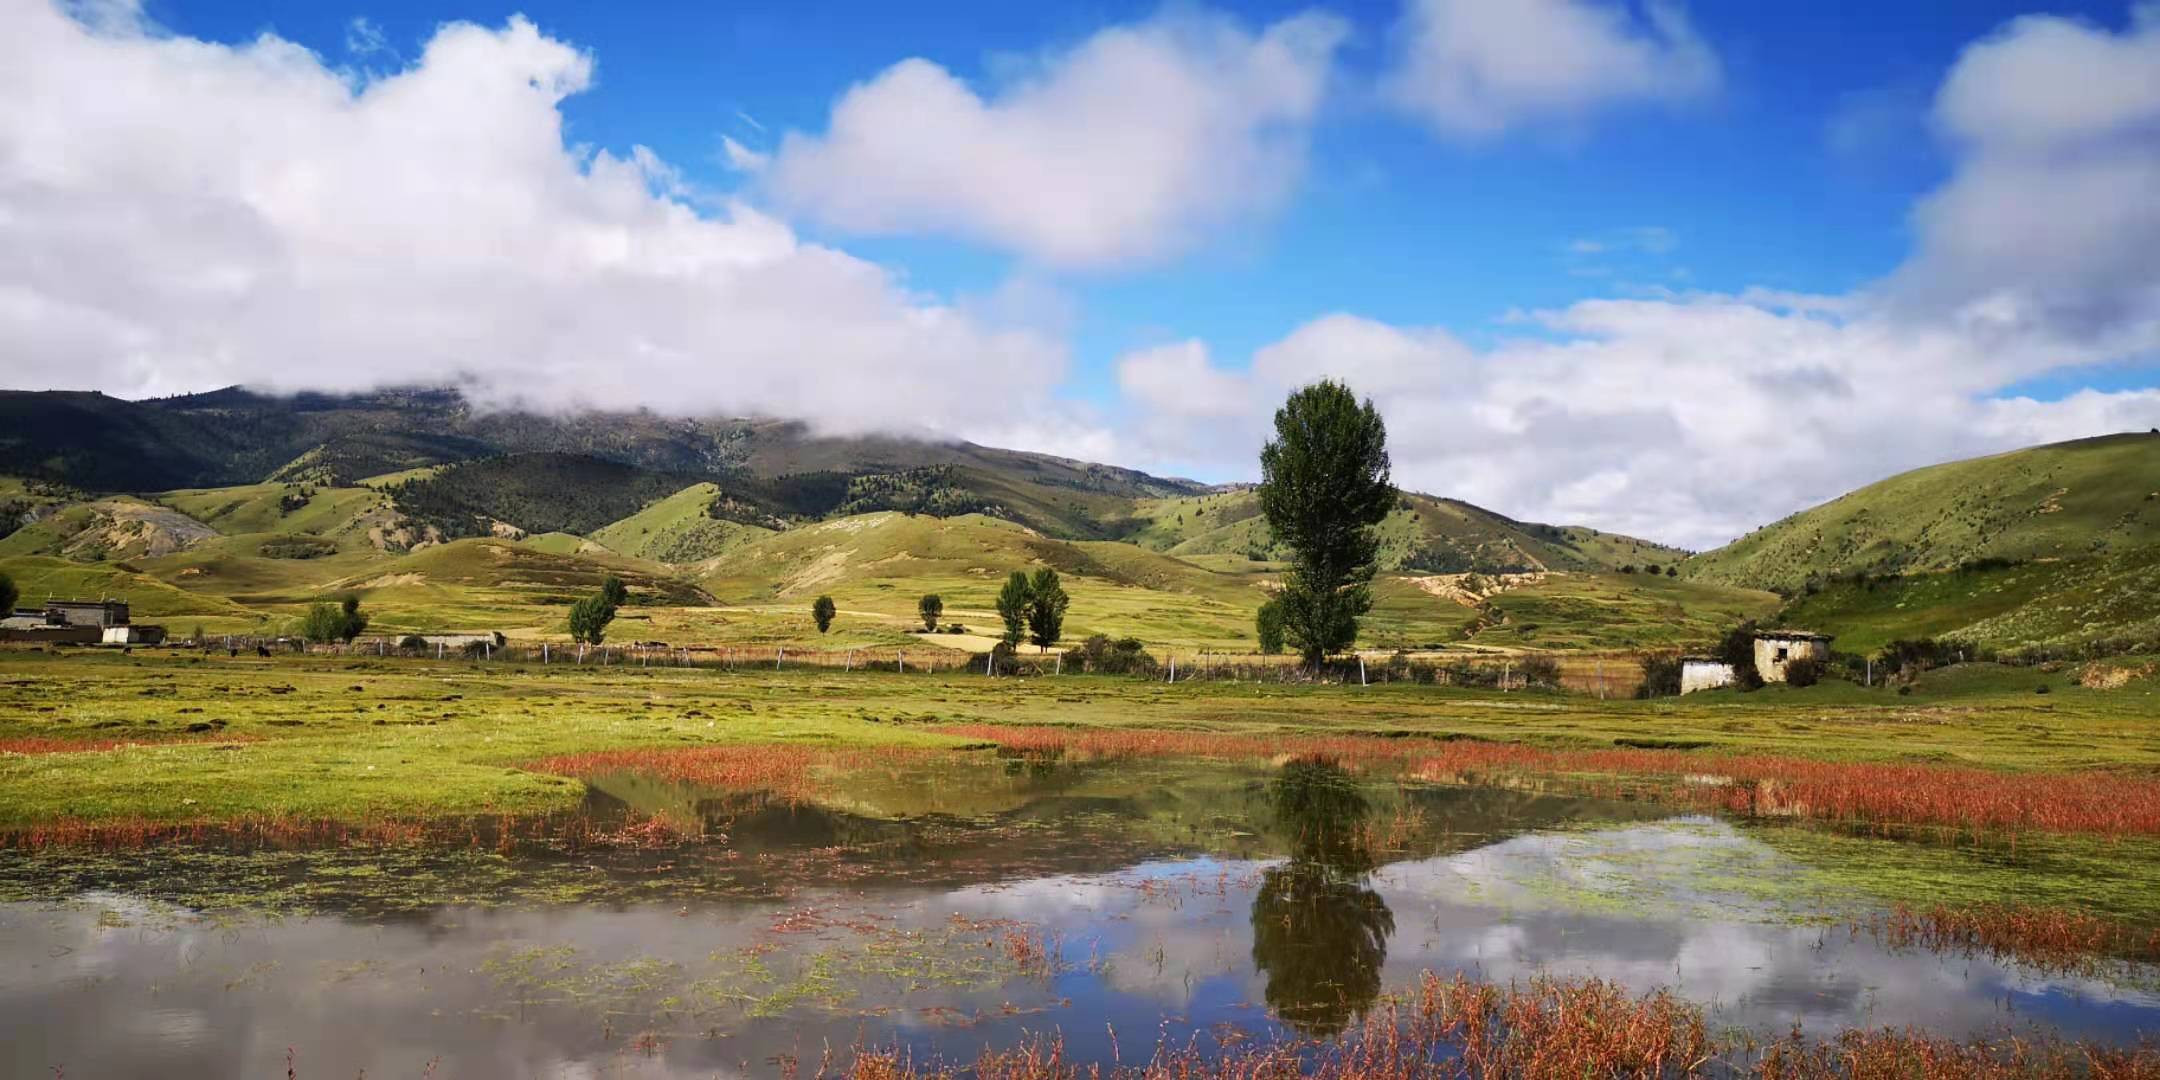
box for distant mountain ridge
[0,386,1679,574]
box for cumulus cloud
[1384,0,1721,137]
[0,2,1070,436]
[1112,5,2160,548]
[764,9,1348,268]
[1890,4,2160,346]
[1114,296,2160,549]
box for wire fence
[122,634,1652,696]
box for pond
[2,753,2155,1077]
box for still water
[1,755,2153,1077]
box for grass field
[3,648,2153,830]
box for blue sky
[9,0,2160,544]
[143,0,2097,403]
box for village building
[1755,630,1832,682]
[1679,657,1735,694]
[102,624,168,645]
[46,600,130,627]
[1677,631,1836,693]
[1,600,162,645]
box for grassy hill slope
[1771,545,2160,656]
[1689,433,2160,593]
[589,483,775,563]
[1125,489,1690,574]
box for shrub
[1517,654,1561,688]
[1255,600,1286,655]
[398,635,428,655]
[1882,637,1988,676]
[1784,656,1823,687]
[1638,653,1683,698]
[1076,634,1159,676]
[1715,621,1765,690]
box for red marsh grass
[846,970,2160,1080]
[1864,902,2160,973]
[526,743,944,802]
[2,806,703,853]
[0,733,253,755]
[931,725,2160,839]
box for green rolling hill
[1687,433,2160,592]
[1688,433,2160,655]
[6,385,2148,659]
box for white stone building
[1679,657,1735,694]
[1754,631,1832,682]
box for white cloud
[1113,293,2160,550]
[1384,0,1721,137]
[1111,5,2160,548]
[1890,5,2160,346]
[764,9,1348,268]
[718,135,769,173]
[0,2,1071,437]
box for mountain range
[2,387,2154,657]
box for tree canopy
[0,572,15,619]
[995,571,1032,647]
[300,594,368,643]
[812,595,836,634]
[1257,381,1394,665]
[569,592,617,645]
[918,593,943,632]
[1025,568,1069,652]
[1255,599,1286,655]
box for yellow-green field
[2,648,2152,828]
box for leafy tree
[299,602,345,644]
[1258,381,1394,666]
[1024,568,1068,652]
[1714,621,1765,690]
[337,594,369,643]
[1666,566,1678,578]
[568,593,617,645]
[299,595,368,643]
[995,571,1032,647]
[0,572,15,617]
[601,576,629,607]
[812,595,836,634]
[918,594,943,632]
[1255,599,1287,655]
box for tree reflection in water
[1249,755,1396,1037]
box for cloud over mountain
[0,3,1067,434]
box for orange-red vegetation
[526,744,940,801]
[1868,903,2160,972]
[2,807,702,852]
[931,725,2160,839]
[846,970,2160,1079]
